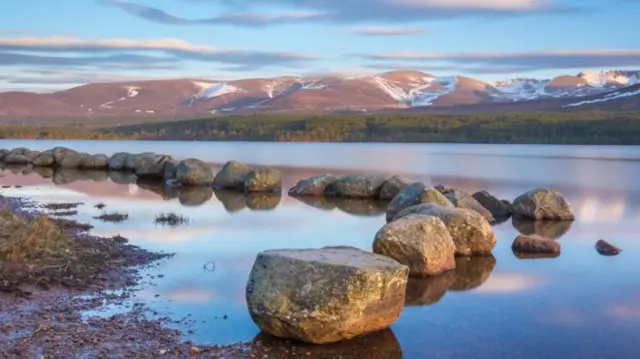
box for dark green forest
[2,111,640,144]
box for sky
[0,0,639,92]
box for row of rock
[0,147,283,192]
[289,173,576,222]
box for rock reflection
[513,252,561,260]
[449,255,496,291]
[136,180,178,200]
[294,196,387,216]
[251,329,402,359]
[33,166,54,179]
[177,187,213,207]
[512,218,573,239]
[53,168,109,185]
[405,271,455,306]
[108,171,137,185]
[214,190,282,212]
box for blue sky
[0,0,639,91]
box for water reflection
[251,329,402,359]
[294,196,387,216]
[449,256,496,291]
[405,271,455,307]
[513,252,561,260]
[512,218,573,239]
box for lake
[1,139,639,358]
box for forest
[1,111,640,144]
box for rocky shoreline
[0,145,623,356]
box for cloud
[357,49,640,72]
[0,36,318,70]
[104,0,579,26]
[348,26,428,36]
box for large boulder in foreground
[394,204,496,256]
[246,246,409,344]
[512,188,575,220]
[386,183,453,222]
[373,214,456,277]
[379,175,414,201]
[288,174,337,197]
[213,161,253,190]
[324,174,387,199]
[244,168,282,193]
[472,190,513,219]
[176,158,214,186]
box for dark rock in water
[449,255,496,291]
[394,204,496,256]
[250,329,402,359]
[213,189,247,213]
[246,193,281,211]
[163,160,178,181]
[472,190,513,219]
[135,154,174,180]
[246,247,409,344]
[32,152,55,167]
[177,186,213,207]
[176,158,214,186]
[385,183,453,222]
[123,152,156,171]
[512,234,561,254]
[373,214,456,277]
[512,188,575,220]
[324,174,387,199]
[108,152,131,171]
[244,168,282,193]
[58,152,88,168]
[288,174,337,197]
[595,239,621,256]
[213,161,252,190]
[0,148,10,161]
[330,198,387,217]
[437,186,495,223]
[512,217,573,239]
[81,154,109,169]
[379,175,414,201]
[3,153,29,164]
[405,270,455,307]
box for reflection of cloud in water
[609,305,640,319]
[94,227,213,244]
[473,273,542,294]
[167,288,215,303]
[575,196,626,223]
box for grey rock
[81,154,109,169]
[379,175,414,201]
[325,174,388,199]
[245,168,282,193]
[473,190,513,219]
[108,152,131,171]
[213,161,253,190]
[288,174,337,197]
[512,188,575,220]
[438,187,495,222]
[385,183,453,222]
[32,152,55,167]
[176,158,214,186]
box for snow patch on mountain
[411,76,458,106]
[368,75,456,106]
[492,78,549,100]
[262,78,292,98]
[563,87,640,107]
[126,86,140,98]
[578,70,640,88]
[192,81,239,100]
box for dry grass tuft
[50,210,78,217]
[154,212,190,227]
[94,203,106,210]
[93,212,129,223]
[43,202,83,211]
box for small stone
[511,234,561,254]
[595,239,621,256]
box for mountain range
[1,69,639,118]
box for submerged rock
[595,239,621,256]
[288,174,337,197]
[373,214,456,277]
[324,174,387,199]
[213,161,253,190]
[394,204,496,256]
[176,158,214,186]
[244,168,282,193]
[512,188,575,220]
[511,234,561,254]
[379,175,414,201]
[472,190,513,219]
[246,246,409,344]
[385,183,453,222]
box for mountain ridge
[1,69,639,118]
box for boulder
[394,204,496,256]
[163,160,178,181]
[176,158,214,186]
[437,187,494,222]
[324,174,387,199]
[24,150,40,162]
[8,147,29,156]
[511,234,561,254]
[512,188,575,220]
[472,190,513,219]
[51,147,78,164]
[595,239,621,256]
[81,154,109,169]
[213,161,253,190]
[373,214,456,276]
[379,175,414,201]
[124,152,156,171]
[134,155,174,180]
[385,183,453,222]
[246,246,409,344]
[3,153,29,164]
[57,152,88,168]
[32,151,55,167]
[245,168,282,193]
[0,148,10,161]
[288,174,337,197]
[108,152,131,170]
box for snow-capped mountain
[1,69,639,117]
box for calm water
[1,140,639,359]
